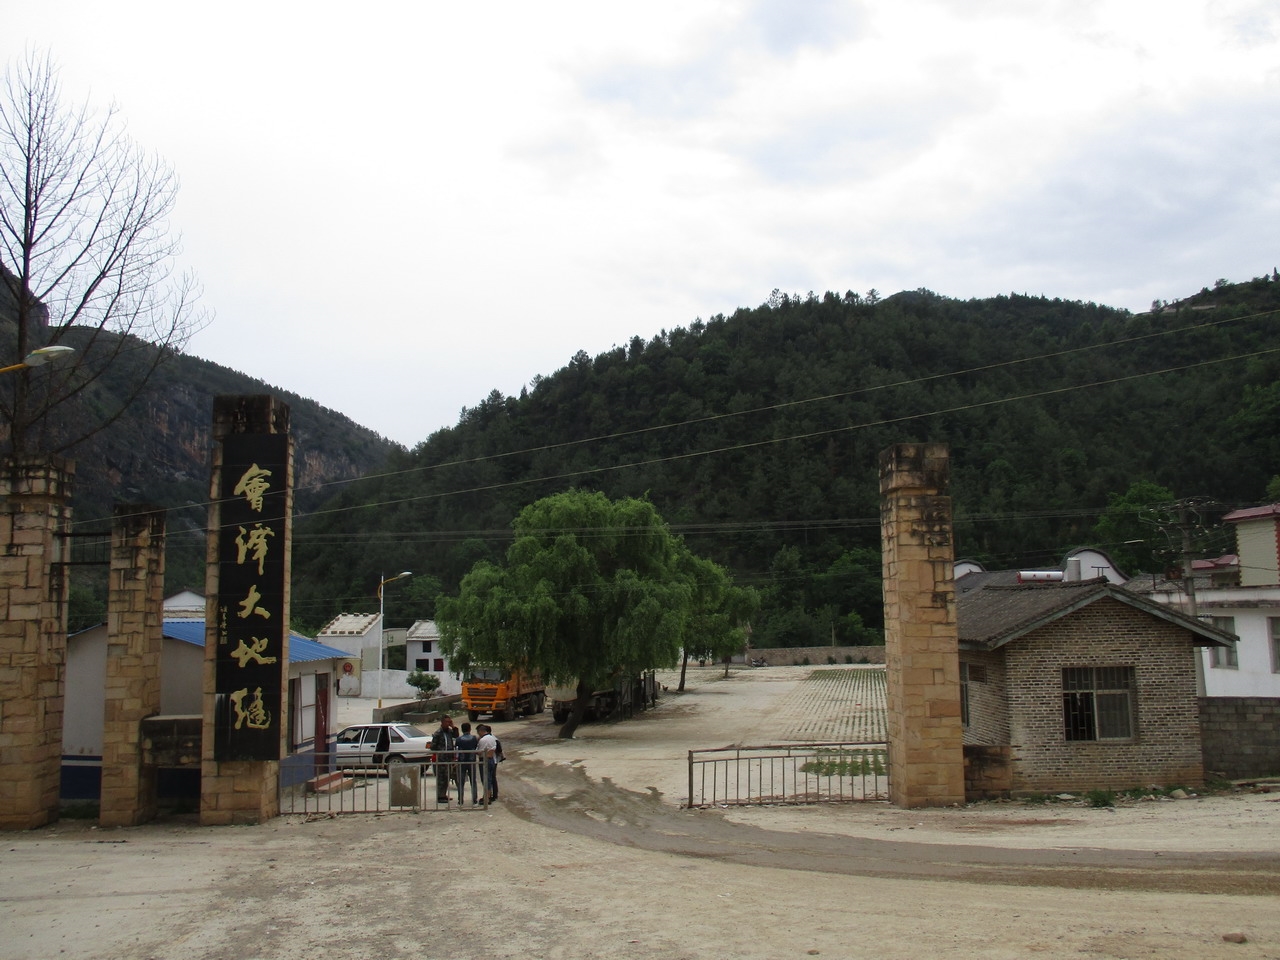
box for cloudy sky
[5,2,1278,447]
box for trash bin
[388,763,421,809]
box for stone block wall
[100,506,166,827]
[0,458,74,830]
[1004,598,1204,793]
[1199,697,1280,779]
[964,744,1012,800]
[878,444,965,808]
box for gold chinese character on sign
[230,687,272,730]
[233,463,273,512]
[237,584,270,620]
[235,523,275,575]
[230,636,278,668]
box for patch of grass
[802,748,888,778]
[1085,788,1115,808]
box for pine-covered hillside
[289,275,1280,645]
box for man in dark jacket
[430,715,457,803]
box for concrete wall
[745,645,886,665]
[1199,697,1280,779]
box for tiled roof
[406,619,439,639]
[1223,503,1280,523]
[956,578,1235,649]
[317,612,379,637]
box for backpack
[495,738,506,762]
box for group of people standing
[430,715,500,805]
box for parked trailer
[549,671,658,724]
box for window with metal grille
[1271,618,1280,674]
[1062,666,1135,741]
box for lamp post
[377,571,413,709]
[0,345,76,376]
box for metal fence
[686,742,889,808]
[279,752,490,816]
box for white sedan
[333,723,434,768]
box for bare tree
[0,51,208,459]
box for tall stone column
[879,443,965,808]
[201,396,292,825]
[0,457,74,830]
[99,505,166,827]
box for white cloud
[1,1,1276,445]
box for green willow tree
[437,490,748,738]
[675,550,759,689]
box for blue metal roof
[162,618,349,663]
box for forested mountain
[0,314,395,626]
[290,274,1280,646]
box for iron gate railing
[279,753,490,816]
[687,741,889,808]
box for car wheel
[384,754,405,768]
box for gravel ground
[4,664,1278,960]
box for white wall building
[64,593,349,799]
[317,611,418,701]
[406,620,461,696]
[1133,503,1280,697]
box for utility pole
[1174,498,1205,696]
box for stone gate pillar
[879,443,964,808]
[0,457,74,829]
[201,396,292,825]
[99,505,166,827]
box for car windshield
[468,667,508,682]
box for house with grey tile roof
[956,574,1234,797]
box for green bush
[406,669,441,699]
[1085,789,1115,808]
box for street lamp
[0,345,76,376]
[377,571,413,709]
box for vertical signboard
[213,433,289,761]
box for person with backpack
[477,723,501,802]
[454,721,480,805]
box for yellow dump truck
[461,667,546,721]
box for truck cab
[461,667,546,721]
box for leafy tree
[1267,476,1280,502]
[437,490,736,738]
[1091,480,1176,574]
[676,551,759,690]
[0,52,206,459]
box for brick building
[957,576,1234,796]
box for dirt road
[4,665,1278,960]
